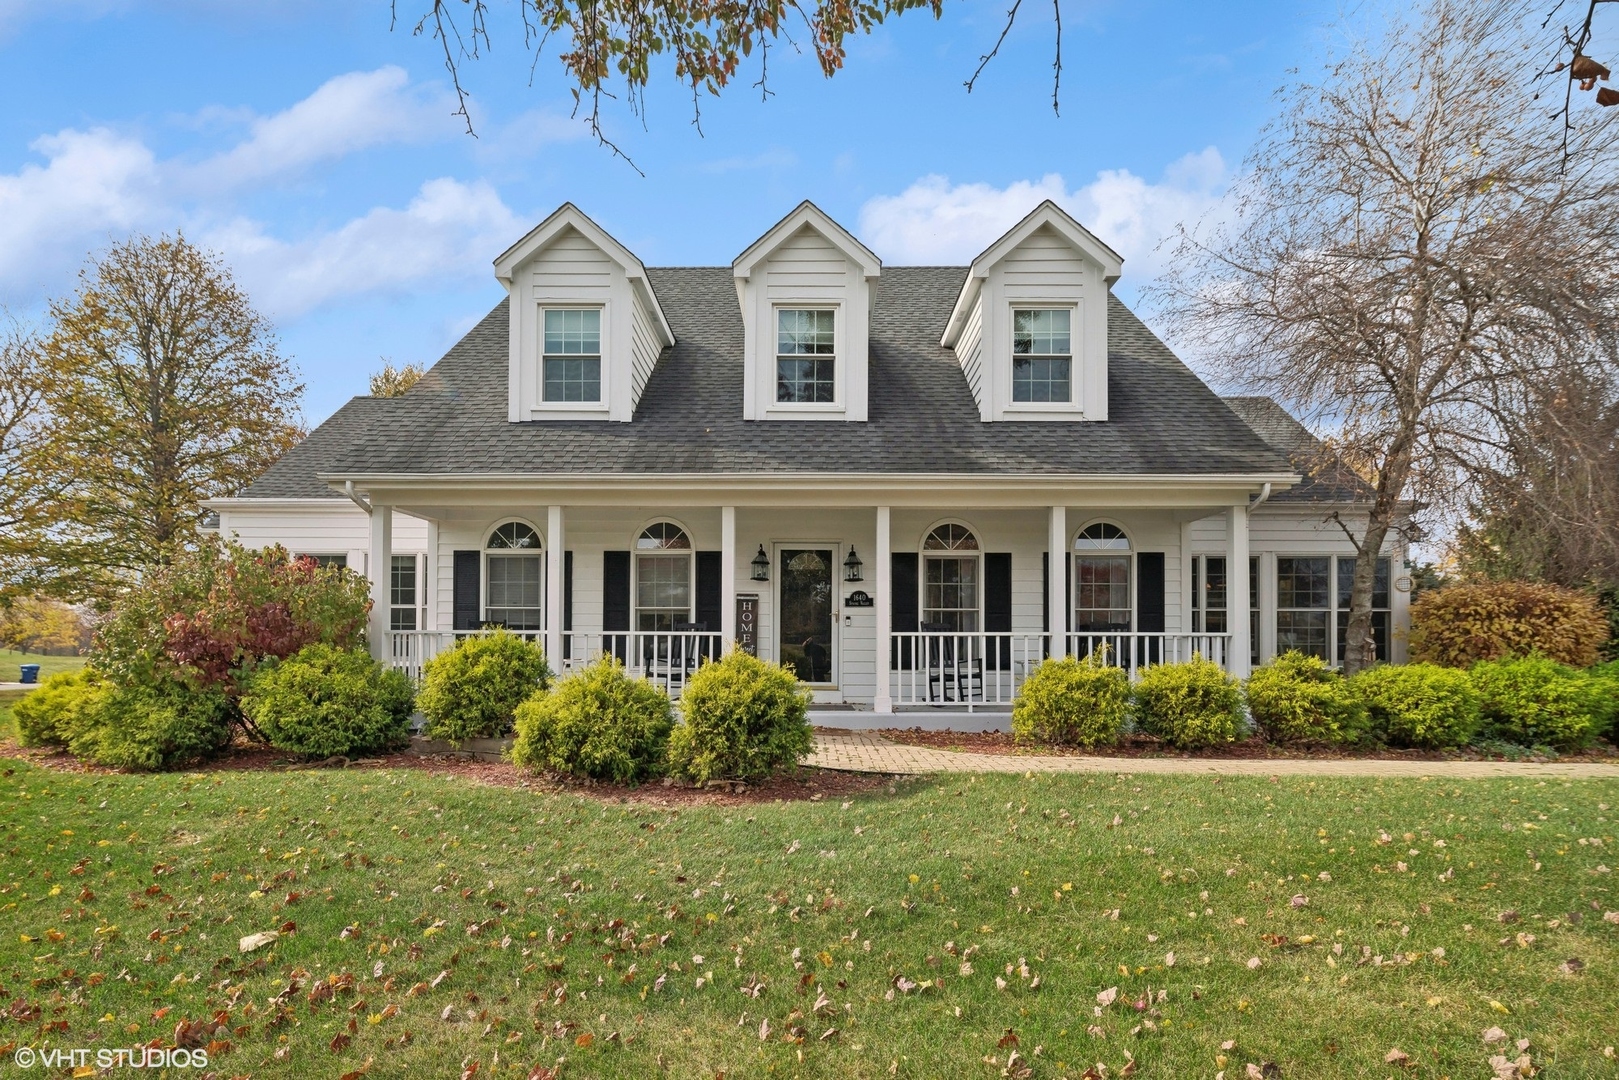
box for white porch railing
[888,631,1234,709]
[384,629,723,697]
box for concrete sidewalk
[806,730,1619,779]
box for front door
[778,548,835,685]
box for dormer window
[542,309,602,403]
[776,309,836,404]
[1012,309,1072,404]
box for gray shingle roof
[242,267,1294,499]
[1221,396,1374,503]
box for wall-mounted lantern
[751,545,771,581]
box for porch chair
[920,621,984,705]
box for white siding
[629,286,662,409]
[217,504,428,575]
[956,298,984,407]
[998,225,1089,291]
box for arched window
[922,524,981,632]
[485,522,543,630]
[1073,523,1131,632]
[636,522,693,631]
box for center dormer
[732,202,882,422]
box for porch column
[1227,502,1251,678]
[1179,520,1195,636]
[546,505,565,668]
[873,505,893,713]
[368,504,392,660]
[1048,505,1068,656]
[720,506,737,651]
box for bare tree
[1157,0,1619,674]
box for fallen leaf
[238,931,279,953]
[1482,1027,1508,1044]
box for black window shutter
[562,551,574,660]
[984,552,1012,670]
[891,552,919,669]
[695,551,722,632]
[1041,552,1049,633]
[602,551,630,631]
[1137,551,1165,666]
[452,550,481,631]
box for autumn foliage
[1409,581,1610,669]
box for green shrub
[416,631,551,742]
[668,651,812,783]
[1352,664,1480,749]
[241,643,414,758]
[1591,660,1619,738]
[1011,654,1128,748]
[510,657,674,782]
[12,669,110,748]
[1131,656,1245,750]
[81,682,235,771]
[1409,581,1609,668]
[1470,654,1606,751]
[1245,651,1369,745]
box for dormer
[494,204,673,423]
[940,200,1122,423]
[733,202,881,422]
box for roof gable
[732,200,881,280]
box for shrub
[511,657,674,782]
[1245,651,1369,745]
[1591,661,1619,738]
[1470,655,1606,751]
[241,643,414,758]
[668,651,812,783]
[1011,654,1129,748]
[1409,581,1609,668]
[416,631,552,742]
[1131,656,1245,750]
[1352,664,1480,749]
[13,669,110,748]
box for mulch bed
[0,739,895,806]
[872,727,1619,764]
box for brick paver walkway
[807,731,1619,779]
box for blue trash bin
[19,664,40,684]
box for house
[209,200,1410,717]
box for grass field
[0,757,1614,1079]
[0,648,86,683]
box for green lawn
[0,762,1614,1079]
[0,648,86,683]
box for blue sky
[0,0,1346,422]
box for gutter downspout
[344,481,373,516]
[1251,482,1272,508]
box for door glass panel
[779,549,833,684]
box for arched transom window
[1073,523,1131,632]
[636,523,693,631]
[922,524,980,632]
[485,522,543,630]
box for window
[1012,309,1072,403]
[485,522,543,630]
[1073,523,1131,632]
[542,308,602,403]
[297,553,347,569]
[776,309,836,403]
[635,522,692,631]
[1249,556,1260,667]
[1275,556,1331,660]
[390,555,418,631]
[1191,556,1227,633]
[1335,557,1391,664]
[922,524,980,632]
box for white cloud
[183,67,459,191]
[858,149,1230,281]
[205,178,522,317]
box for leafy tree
[0,325,64,602]
[1159,0,1619,675]
[40,234,304,604]
[0,597,86,654]
[369,360,426,397]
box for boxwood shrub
[668,650,812,783]
[1469,654,1606,751]
[1131,656,1245,750]
[511,657,674,782]
[1245,651,1369,745]
[1591,660,1619,738]
[12,669,109,749]
[416,630,552,742]
[1011,654,1129,748]
[241,643,414,758]
[1352,663,1479,749]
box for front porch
[355,484,1261,713]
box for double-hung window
[1191,556,1228,634]
[1012,309,1072,403]
[921,524,980,632]
[1335,557,1391,664]
[635,522,693,632]
[390,555,419,631]
[776,309,836,403]
[542,309,602,403]
[1275,557,1332,660]
[485,522,544,631]
[1072,523,1131,632]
